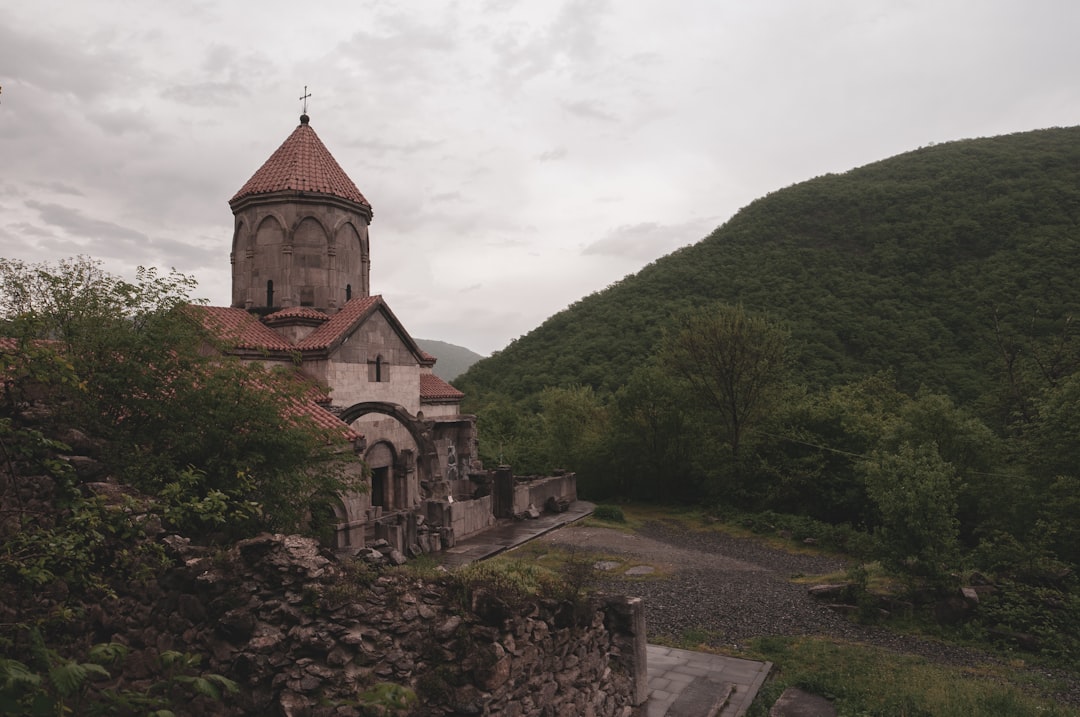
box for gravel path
[533,519,1080,707]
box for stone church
[192,112,503,552]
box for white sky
[2,1,1079,355]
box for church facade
[194,113,490,551]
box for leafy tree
[662,303,788,465]
[536,385,612,497]
[608,363,701,501]
[757,375,906,524]
[0,257,361,538]
[861,443,961,587]
[471,393,545,473]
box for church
[192,112,576,554]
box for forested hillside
[454,128,1080,665]
[456,126,1080,420]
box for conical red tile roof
[230,116,370,208]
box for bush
[592,504,626,523]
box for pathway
[440,502,773,716]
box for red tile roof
[265,307,330,323]
[192,306,295,351]
[280,371,362,442]
[420,373,464,401]
[297,296,381,351]
[230,117,370,209]
[190,297,421,360]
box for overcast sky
[3,1,1078,355]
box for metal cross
[299,86,311,114]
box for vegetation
[0,257,364,715]
[743,636,1073,717]
[0,257,362,539]
[454,127,1080,673]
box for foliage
[536,385,613,496]
[861,443,961,588]
[663,303,788,465]
[356,682,417,717]
[0,631,237,716]
[0,257,361,539]
[607,362,703,501]
[744,635,1073,717]
[450,559,566,605]
[591,504,626,523]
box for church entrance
[371,466,389,508]
[365,441,396,510]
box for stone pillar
[605,595,649,707]
[493,466,513,518]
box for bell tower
[228,113,372,313]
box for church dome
[229,115,371,211]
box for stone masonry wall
[513,475,579,516]
[92,533,646,716]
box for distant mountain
[456,126,1080,423]
[415,339,485,382]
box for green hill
[456,126,1080,419]
[415,338,484,382]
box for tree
[0,257,361,538]
[609,363,702,502]
[537,385,612,497]
[662,303,788,465]
[861,443,961,587]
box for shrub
[592,504,626,523]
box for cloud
[582,219,720,261]
[0,24,130,101]
[537,147,567,162]
[25,200,148,245]
[29,181,84,197]
[561,100,618,123]
[162,81,251,108]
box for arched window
[266,279,274,308]
[346,283,352,301]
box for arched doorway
[365,440,396,510]
[338,401,439,490]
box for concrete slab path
[438,501,774,716]
[646,645,771,717]
[437,500,596,568]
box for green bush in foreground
[592,504,626,523]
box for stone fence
[91,532,646,716]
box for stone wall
[449,494,497,539]
[119,533,647,716]
[513,474,579,516]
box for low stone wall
[450,494,497,540]
[83,533,645,716]
[513,474,578,515]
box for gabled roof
[189,297,426,363]
[296,296,381,351]
[230,116,370,209]
[420,373,464,402]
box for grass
[495,540,672,581]
[567,502,1080,714]
[742,635,1078,717]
